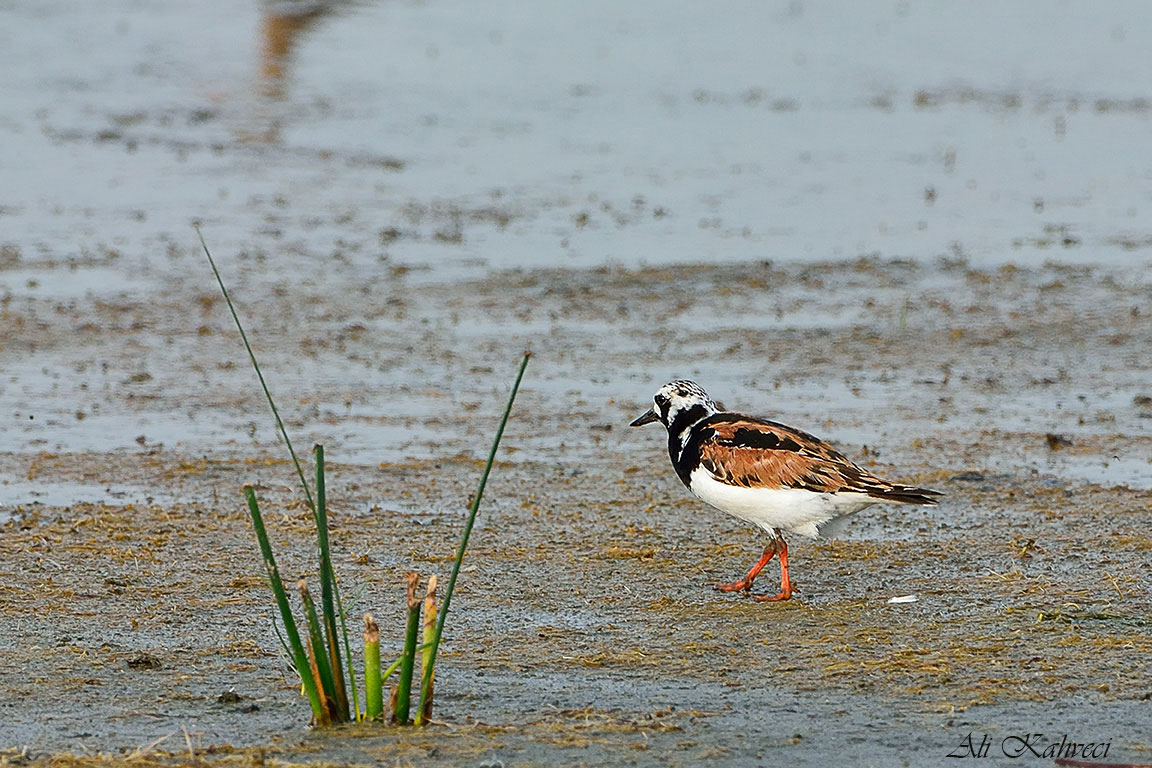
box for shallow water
[4,1,1152,284]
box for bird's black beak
[630,408,659,427]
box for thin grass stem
[196,226,314,510]
[270,613,291,659]
[243,486,327,725]
[333,576,360,721]
[381,651,412,684]
[416,351,530,722]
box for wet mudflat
[2,260,1152,767]
[4,1,1152,766]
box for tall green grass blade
[313,445,349,720]
[243,485,327,725]
[298,579,339,721]
[416,351,530,723]
[196,226,314,511]
[270,613,291,659]
[333,576,360,721]
[393,573,422,725]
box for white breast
[687,466,876,539]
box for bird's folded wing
[698,417,903,497]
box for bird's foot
[714,579,753,593]
[752,583,798,602]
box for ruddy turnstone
[631,380,941,601]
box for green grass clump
[199,227,529,727]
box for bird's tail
[868,484,943,506]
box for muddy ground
[2,258,1151,767]
[4,2,1152,766]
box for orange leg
[752,534,795,602]
[714,542,776,592]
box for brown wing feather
[697,415,941,504]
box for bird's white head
[630,380,718,432]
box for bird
[630,380,941,601]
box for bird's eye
[675,389,687,398]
